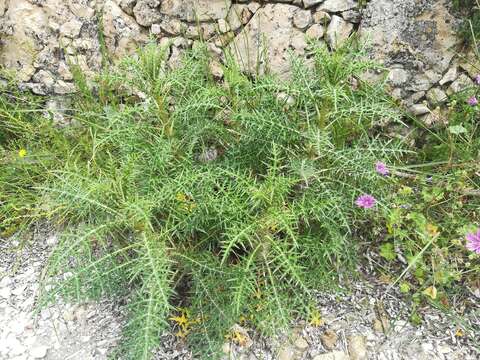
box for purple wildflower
[475,74,480,85]
[467,96,478,106]
[355,194,376,209]
[375,161,389,176]
[466,228,480,254]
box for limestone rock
[439,66,458,85]
[229,4,307,79]
[447,74,473,95]
[226,4,252,32]
[133,0,162,27]
[278,344,296,360]
[347,335,367,360]
[342,10,362,24]
[303,0,324,8]
[0,0,48,82]
[320,329,338,351]
[313,351,350,360]
[60,18,83,38]
[360,0,460,95]
[326,16,353,50]
[161,0,232,22]
[388,68,409,86]
[103,0,148,59]
[119,0,137,16]
[409,103,430,116]
[306,24,325,40]
[319,0,357,13]
[30,345,49,359]
[293,9,312,30]
[313,11,331,24]
[294,336,309,350]
[426,87,447,105]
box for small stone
[58,62,73,81]
[409,103,430,116]
[306,24,325,40]
[277,92,295,108]
[63,309,76,322]
[313,351,349,360]
[54,81,76,95]
[160,19,184,36]
[421,343,434,352]
[348,335,367,360]
[294,336,309,350]
[0,287,11,298]
[313,11,331,24]
[209,60,224,80]
[320,329,338,350]
[0,276,12,287]
[437,345,452,354]
[342,10,361,24]
[30,346,49,359]
[326,16,353,50]
[447,74,474,95]
[319,0,357,12]
[151,24,162,35]
[303,0,324,8]
[60,19,83,38]
[426,87,447,105]
[388,68,409,86]
[278,345,296,360]
[69,4,95,19]
[134,0,162,27]
[293,9,312,30]
[439,66,458,85]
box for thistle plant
[3,41,407,359]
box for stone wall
[0,0,475,120]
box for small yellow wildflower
[169,312,188,328]
[309,309,324,327]
[426,224,439,238]
[176,192,187,202]
[18,149,27,158]
[422,285,437,300]
[232,330,248,346]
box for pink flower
[355,194,376,209]
[375,161,389,176]
[467,96,478,106]
[475,74,480,85]
[466,228,480,254]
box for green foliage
[1,41,405,358]
[376,77,480,309]
[2,38,479,357]
[0,76,70,237]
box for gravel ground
[1,227,478,360]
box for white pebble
[30,345,49,359]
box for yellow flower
[426,224,439,238]
[169,312,188,328]
[309,309,324,327]
[18,149,27,158]
[175,192,187,202]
